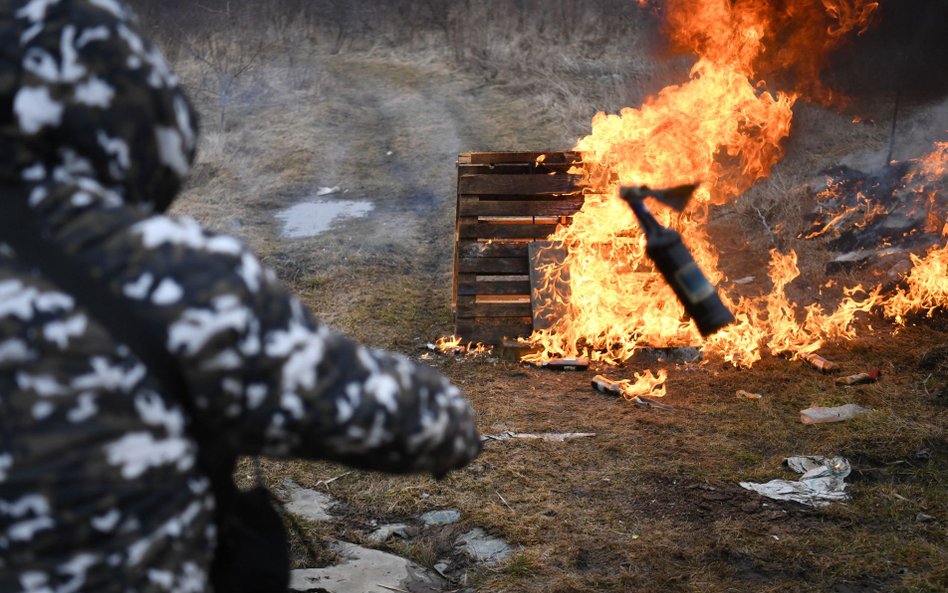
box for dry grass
[145,5,948,592]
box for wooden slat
[457,257,529,274]
[457,279,531,296]
[456,296,533,318]
[459,151,580,165]
[454,151,582,344]
[459,174,578,196]
[457,240,529,259]
[458,221,559,240]
[455,317,533,344]
[458,196,584,217]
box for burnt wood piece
[457,196,585,216]
[454,151,585,344]
[458,174,579,196]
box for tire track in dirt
[313,58,480,275]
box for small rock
[284,479,337,522]
[421,509,460,526]
[290,541,443,593]
[433,561,451,578]
[367,523,412,543]
[456,528,512,563]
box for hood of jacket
[0,0,197,214]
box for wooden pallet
[454,151,584,344]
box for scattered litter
[592,374,625,396]
[315,472,351,489]
[482,431,596,442]
[386,151,394,156]
[739,455,851,507]
[631,395,677,410]
[801,352,839,373]
[315,186,341,196]
[835,369,881,385]
[733,276,755,285]
[916,513,935,523]
[540,357,589,371]
[736,389,763,399]
[591,371,668,400]
[420,509,461,527]
[800,403,871,424]
[456,528,513,563]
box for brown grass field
[137,2,947,591]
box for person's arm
[40,188,481,476]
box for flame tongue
[524,0,890,367]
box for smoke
[824,0,948,101]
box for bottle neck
[630,201,664,238]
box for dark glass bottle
[628,200,735,337]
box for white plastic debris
[481,431,595,442]
[315,186,341,196]
[739,456,851,507]
[799,403,871,424]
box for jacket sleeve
[40,189,481,476]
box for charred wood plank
[456,277,531,297]
[458,220,560,240]
[459,174,578,196]
[455,317,533,343]
[457,257,529,274]
[458,151,581,165]
[457,240,530,259]
[457,196,584,216]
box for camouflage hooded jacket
[0,1,481,591]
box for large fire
[523,0,947,378]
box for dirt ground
[169,43,947,593]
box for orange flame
[885,224,948,324]
[434,335,493,356]
[617,369,669,399]
[524,0,887,368]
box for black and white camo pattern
[0,1,481,591]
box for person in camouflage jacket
[0,1,482,591]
